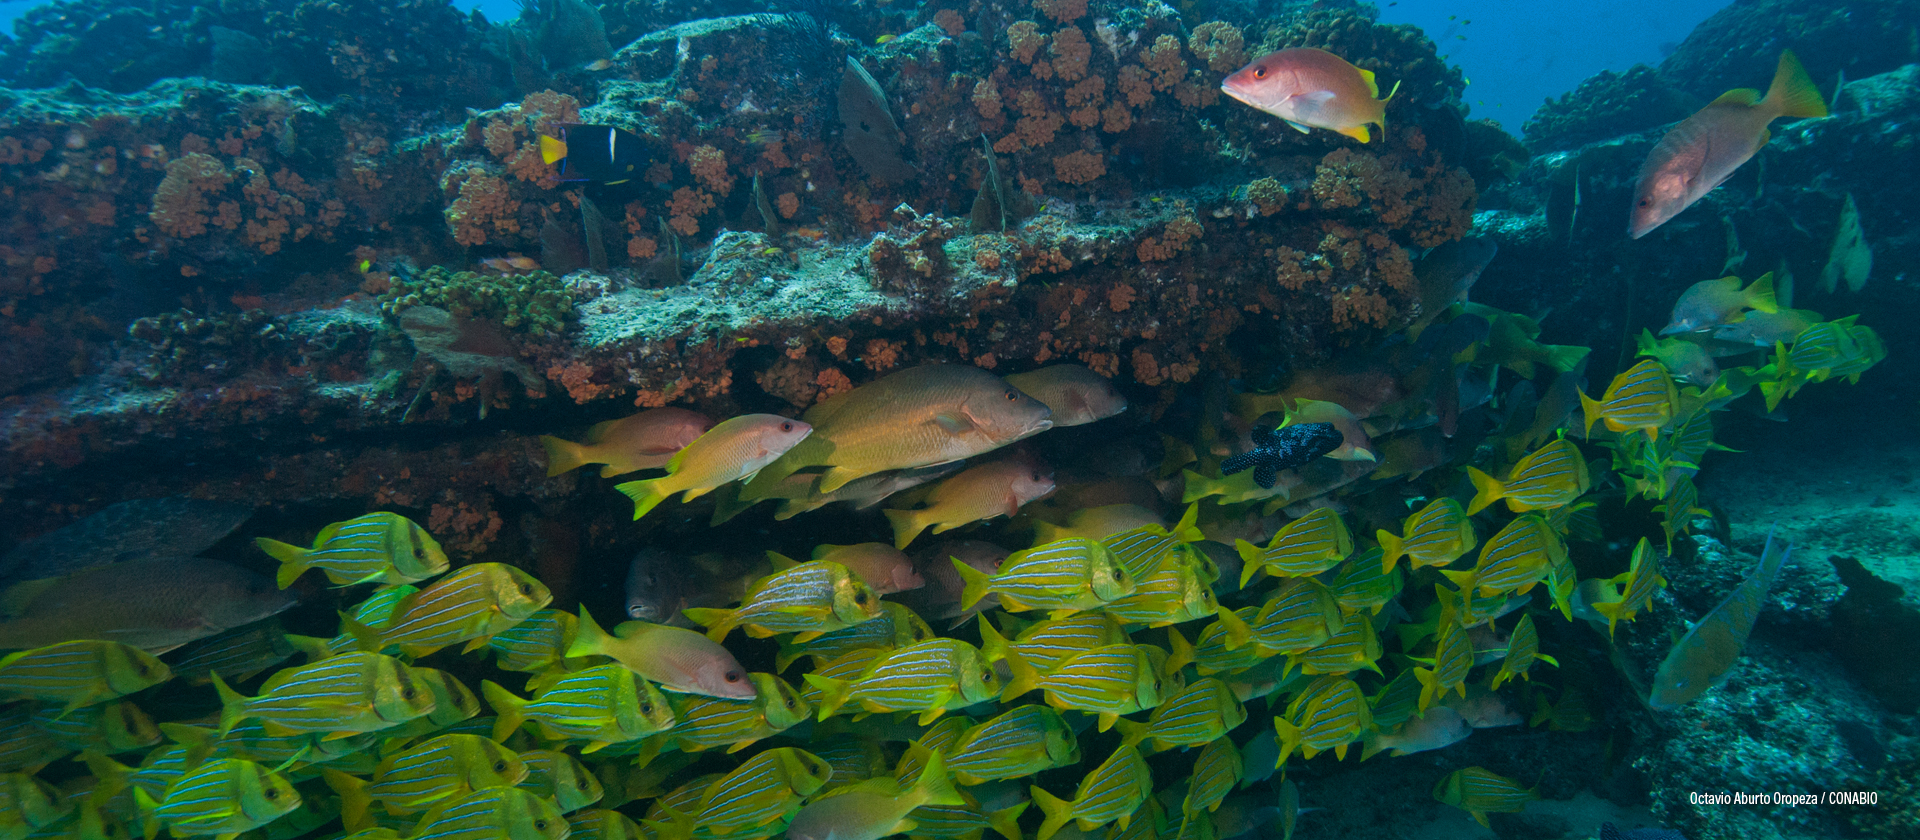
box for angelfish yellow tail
[540,135,568,165]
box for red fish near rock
[1221,47,1396,143]
[1628,51,1827,238]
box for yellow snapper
[1032,504,1167,545]
[1441,514,1565,598]
[1099,546,1220,628]
[212,651,435,740]
[1431,767,1537,828]
[1412,610,1474,710]
[1292,609,1381,676]
[1629,51,1826,238]
[481,663,674,752]
[486,609,578,676]
[256,512,449,589]
[1246,578,1342,658]
[0,555,297,655]
[1582,360,1679,441]
[977,612,1130,676]
[1176,737,1241,837]
[775,601,933,673]
[380,665,483,741]
[1634,331,1720,386]
[745,365,1054,499]
[682,747,832,835]
[1220,48,1395,143]
[27,699,158,754]
[409,786,569,840]
[955,538,1132,618]
[1141,678,1246,753]
[0,641,170,716]
[807,638,1000,725]
[811,544,925,595]
[520,749,604,813]
[1029,744,1151,840]
[1590,539,1667,638]
[539,408,714,478]
[664,672,812,754]
[165,617,322,687]
[1016,643,1171,732]
[1235,507,1351,586]
[684,559,882,643]
[338,733,525,822]
[569,608,752,699]
[149,755,301,838]
[946,704,1080,785]
[1659,274,1778,335]
[1481,311,1589,380]
[617,414,814,520]
[0,771,66,837]
[1489,613,1557,691]
[1000,365,1127,427]
[1649,528,1791,711]
[343,562,552,658]
[785,746,964,840]
[886,461,1057,550]
[569,809,649,840]
[1328,548,1402,615]
[1273,675,1371,762]
[1465,438,1590,515]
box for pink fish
[1629,51,1826,238]
[1221,48,1395,143]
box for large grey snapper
[0,497,252,584]
[0,556,296,652]
[744,365,1053,498]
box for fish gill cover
[0,1,1916,840]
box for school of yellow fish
[0,274,1881,840]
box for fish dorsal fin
[766,551,800,572]
[1709,88,1762,108]
[1356,66,1379,99]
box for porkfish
[742,365,1054,500]
[1221,47,1397,143]
[1629,51,1827,238]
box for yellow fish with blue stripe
[955,538,1133,617]
[978,613,1130,675]
[342,563,552,658]
[1009,643,1172,732]
[1176,737,1240,838]
[1099,545,1221,628]
[1465,439,1590,515]
[1431,766,1537,828]
[1590,538,1667,637]
[1246,579,1342,657]
[1376,498,1475,574]
[481,663,674,752]
[1441,514,1564,597]
[570,809,649,840]
[146,756,302,840]
[256,512,449,589]
[678,747,831,836]
[1140,677,1245,753]
[784,744,965,840]
[1412,610,1474,711]
[486,609,577,676]
[408,785,569,840]
[662,672,812,754]
[0,640,170,716]
[1235,508,1351,586]
[807,638,1001,724]
[775,601,932,673]
[1489,613,1556,690]
[0,771,65,838]
[946,704,1079,785]
[520,749,605,812]
[1292,609,1380,676]
[212,651,435,740]
[323,734,526,828]
[1030,744,1152,840]
[685,559,882,643]
[1272,674,1371,762]
[1581,360,1678,441]
[1329,547,1402,615]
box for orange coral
[667,187,714,237]
[1008,21,1044,64]
[1188,22,1247,72]
[1142,35,1186,91]
[689,145,734,195]
[1052,149,1106,185]
[1117,66,1154,107]
[1311,147,1477,247]
[149,153,232,238]
[549,361,612,403]
[863,338,902,372]
[1050,27,1091,81]
[1032,0,1085,24]
[813,367,853,401]
[1136,213,1202,261]
[445,168,520,247]
[934,8,966,36]
[973,79,1005,122]
[1108,283,1135,312]
[776,192,800,219]
[628,236,658,259]
[520,90,581,136]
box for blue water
[0,0,1734,135]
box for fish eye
[1638,198,1652,207]
[264,787,280,800]
[535,821,549,831]
[781,421,794,432]
[494,760,508,772]
[982,670,994,682]
[724,670,743,682]
[641,701,654,714]
[402,687,416,699]
[414,546,425,559]
[854,590,870,605]
[785,696,797,709]
[1005,390,1019,401]
[519,583,535,596]
[1253,65,1268,79]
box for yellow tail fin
[540,134,568,165]
[256,537,310,589]
[885,509,928,550]
[1464,467,1505,516]
[1030,786,1075,840]
[1763,50,1828,120]
[1742,272,1780,315]
[1376,529,1405,574]
[539,435,590,477]
[615,478,672,520]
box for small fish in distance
[541,124,650,184]
[1219,423,1343,489]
